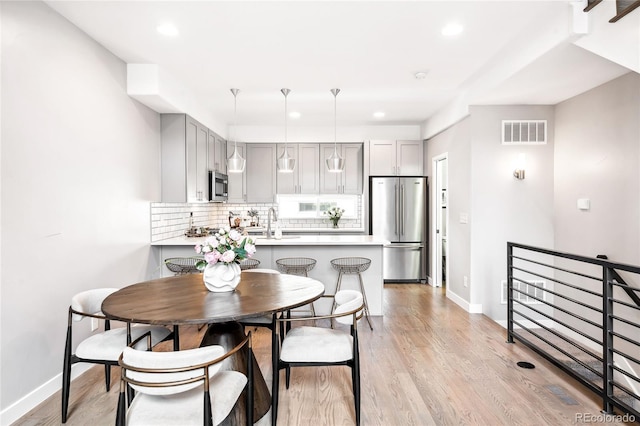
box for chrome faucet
[266,207,278,239]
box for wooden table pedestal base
[201,322,271,425]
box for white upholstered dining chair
[62,288,173,423]
[272,290,364,425]
[116,331,253,426]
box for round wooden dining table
[102,271,325,425]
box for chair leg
[116,388,126,426]
[61,325,73,423]
[126,384,135,406]
[331,272,344,328]
[357,272,374,330]
[104,365,111,391]
[285,310,292,334]
[204,389,213,426]
[271,351,279,426]
[246,347,254,426]
[173,325,180,351]
[353,346,361,425]
[285,365,291,389]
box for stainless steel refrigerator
[370,176,427,282]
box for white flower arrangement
[323,207,345,226]
[194,227,256,269]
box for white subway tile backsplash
[151,197,363,242]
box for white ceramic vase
[202,262,242,292]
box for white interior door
[432,154,448,287]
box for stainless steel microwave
[209,171,228,202]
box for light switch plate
[460,213,469,224]
[577,198,590,211]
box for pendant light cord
[332,88,340,155]
[325,88,344,172]
[233,91,238,150]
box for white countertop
[152,234,388,246]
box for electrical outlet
[463,276,468,287]
[91,318,99,332]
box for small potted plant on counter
[324,207,345,229]
[247,209,259,227]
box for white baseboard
[446,289,482,313]
[1,363,93,426]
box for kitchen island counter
[152,234,388,246]
[153,234,386,316]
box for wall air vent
[501,279,546,304]
[502,120,547,145]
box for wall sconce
[513,153,526,180]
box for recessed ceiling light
[373,112,385,119]
[441,22,464,37]
[289,111,301,119]
[414,71,428,80]
[157,23,179,37]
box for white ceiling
[46,0,631,131]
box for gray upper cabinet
[226,142,247,203]
[208,130,227,175]
[276,143,320,194]
[161,114,210,203]
[369,140,423,176]
[319,143,363,194]
[246,144,277,202]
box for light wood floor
[13,284,636,425]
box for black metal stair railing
[506,242,640,418]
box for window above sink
[277,194,359,219]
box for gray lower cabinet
[276,143,320,194]
[246,144,277,202]
[161,114,209,203]
[226,142,247,203]
[319,143,363,194]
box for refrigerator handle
[400,184,405,235]
[394,184,398,236]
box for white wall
[553,72,640,372]
[425,106,555,319]
[425,117,472,304]
[1,2,161,422]
[554,72,640,262]
[469,105,556,320]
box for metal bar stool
[164,257,203,275]
[239,258,260,270]
[276,257,317,321]
[164,257,205,334]
[330,257,373,330]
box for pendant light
[326,88,344,172]
[227,88,246,173]
[277,88,295,173]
